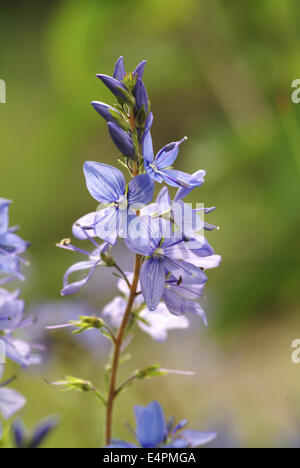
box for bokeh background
[1,0,300,448]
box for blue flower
[0,289,41,368]
[12,416,58,448]
[0,364,26,439]
[106,401,216,448]
[83,161,154,245]
[57,213,110,296]
[102,273,189,342]
[142,132,206,189]
[0,198,28,285]
[125,217,208,311]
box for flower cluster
[55,56,221,447]
[0,198,28,285]
[107,401,217,448]
[0,200,56,448]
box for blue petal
[61,260,101,296]
[158,168,203,189]
[0,199,11,234]
[162,289,187,316]
[94,207,119,245]
[135,401,167,448]
[140,113,153,146]
[140,258,165,311]
[125,216,160,256]
[156,187,171,206]
[83,161,125,204]
[108,122,135,158]
[113,56,126,81]
[184,301,207,325]
[72,212,97,240]
[133,60,146,79]
[0,387,26,419]
[145,165,163,183]
[164,439,189,448]
[11,420,25,447]
[142,131,154,163]
[156,137,187,169]
[163,257,208,285]
[0,233,28,255]
[174,170,206,201]
[29,417,58,448]
[179,429,217,447]
[127,175,154,207]
[0,297,24,331]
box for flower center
[153,247,164,258]
[149,162,158,173]
[118,195,128,210]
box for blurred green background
[1,0,300,448]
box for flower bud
[107,122,135,159]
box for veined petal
[156,137,187,169]
[125,216,159,256]
[0,298,24,331]
[61,260,101,296]
[135,401,166,448]
[179,429,217,447]
[184,301,207,326]
[162,289,187,316]
[158,169,204,189]
[0,233,28,255]
[0,199,11,234]
[139,303,189,341]
[142,131,154,164]
[174,170,206,201]
[0,387,26,419]
[94,207,119,245]
[163,258,208,285]
[113,56,126,81]
[140,258,165,311]
[127,174,154,207]
[72,212,97,240]
[83,161,125,203]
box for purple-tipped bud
[107,122,135,158]
[133,60,146,79]
[96,74,127,99]
[135,78,148,113]
[113,56,126,81]
[91,101,119,124]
